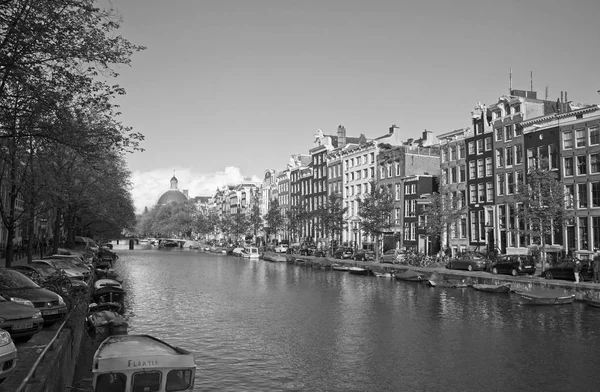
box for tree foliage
[314,192,347,249]
[265,198,283,242]
[358,181,395,259]
[422,186,465,247]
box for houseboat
[92,334,196,392]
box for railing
[15,305,78,392]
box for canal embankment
[272,252,600,300]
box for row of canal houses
[208,88,600,259]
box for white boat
[242,246,260,259]
[94,278,122,291]
[92,334,196,392]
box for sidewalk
[0,254,38,268]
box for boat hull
[515,291,575,305]
[348,267,370,275]
[584,298,600,308]
[395,271,425,282]
[472,284,511,293]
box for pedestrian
[573,258,582,283]
[593,254,600,284]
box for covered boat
[348,267,371,275]
[331,263,349,271]
[515,290,575,305]
[87,302,128,338]
[395,270,425,282]
[92,334,196,392]
[242,246,260,259]
[472,283,511,293]
[92,283,126,312]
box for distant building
[156,175,188,205]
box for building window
[450,145,457,161]
[516,171,523,193]
[451,166,457,183]
[486,182,493,202]
[577,155,587,175]
[495,127,503,141]
[470,184,476,204]
[564,157,574,176]
[478,183,485,203]
[527,147,538,168]
[497,174,505,196]
[485,157,492,177]
[590,126,600,145]
[515,144,523,165]
[592,182,600,207]
[507,172,515,194]
[469,161,476,179]
[485,137,492,151]
[459,144,465,159]
[477,139,484,154]
[563,131,573,149]
[477,159,484,178]
[505,125,513,141]
[591,153,600,173]
[468,141,475,155]
[565,184,574,208]
[549,144,558,169]
[380,166,385,179]
[515,124,523,137]
[578,183,588,208]
[506,147,513,166]
[580,217,589,250]
[476,122,483,134]
[443,169,449,185]
[496,148,504,167]
[576,129,586,148]
[459,166,465,182]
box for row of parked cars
[0,240,117,384]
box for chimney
[422,129,434,146]
[565,91,568,103]
[389,124,399,134]
[337,125,347,147]
[561,91,564,103]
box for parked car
[380,249,404,264]
[274,244,289,253]
[489,255,536,276]
[44,255,91,278]
[333,248,354,259]
[0,294,43,342]
[34,259,85,280]
[447,253,490,271]
[353,249,375,261]
[0,268,68,326]
[299,246,317,256]
[10,263,88,292]
[0,329,17,384]
[312,249,327,257]
[542,259,593,281]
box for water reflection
[110,247,600,391]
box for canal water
[110,245,600,391]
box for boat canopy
[93,335,195,373]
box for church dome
[156,175,188,205]
[157,190,187,205]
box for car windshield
[0,269,40,288]
[50,259,76,269]
[30,263,57,276]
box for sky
[99,0,600,213]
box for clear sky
[100,0,600,212]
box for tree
[513,158,569,273]
[358,181,395,260]
[422,187,466,254]
[314,192,347,254]
[248,202,263,244]
[265,198,283,243]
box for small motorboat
[472,283,511,293]
[94,279,122,290]
[515,290,575,305]
[373,272,393,278]
[87,302,127,338]
[583,297,600,308]
[348,267,371,275]
[242,246,260,259]
[331,263,349,271]
[92,283,126,313]
[92,335,196,392]
[395,270,425,282]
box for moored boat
[331,263,349,271]
[583,297,600,308]
[92,334,196,392]
[348,266,371,275]
[373,272,393,278]
[242,246,260,259]
[395,270,425,282]
[515,290,575,305]
[472,283,511,293]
